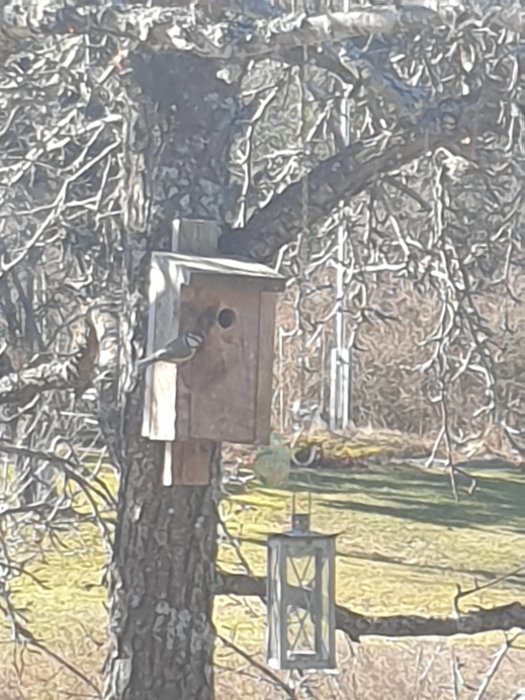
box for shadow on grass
[276,465,525,531]
[335,548,525,587]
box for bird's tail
[136,353,161,369]
[136,358,151,370]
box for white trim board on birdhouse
[155,252,285,291]
[141,250,285,445]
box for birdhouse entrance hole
[217,308,236,329]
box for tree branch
[0,360,75,404]
[216,572,525,642]
[1,1,521,64]
[166,7,441,60]
[0,314,99,404]
[219,94,481,261]
[217,633,298,699]
[0,3,437,52]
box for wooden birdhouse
[141,234,285,449]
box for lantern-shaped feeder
[267,499,337,670]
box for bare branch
[166,7,441,60]
[0,601,102,697]
[472,633,522,700]
[220,94,480,261]
[216,572,525,641]
[1,1,521,63]
[217,633,298,699]
[0,314,99,404]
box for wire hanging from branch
[295,34,311,417]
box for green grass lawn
[218,463,525,626]
[2,460,524,699]
[216,462,525,698]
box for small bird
[137,331,204,369]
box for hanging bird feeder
[266,494,337,670]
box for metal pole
[329,0,353,431]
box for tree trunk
[104,439,221,699]
[103,52,236,699]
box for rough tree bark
[105,439,221,699]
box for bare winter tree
[0,0,523,698]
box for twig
[472,632,521,700]
[217,633,297,699]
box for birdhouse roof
[161,252,286,292]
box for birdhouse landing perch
[141,249,285,447]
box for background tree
[0,0,523,698]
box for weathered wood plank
[141,254,182,439]
[148,255,186,441]
[170,219,219,485]
[254,291,277,444]
[171,439,214,485]
[178,280,259,443]
[172,218,219,256]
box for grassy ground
[1,458,524,699]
